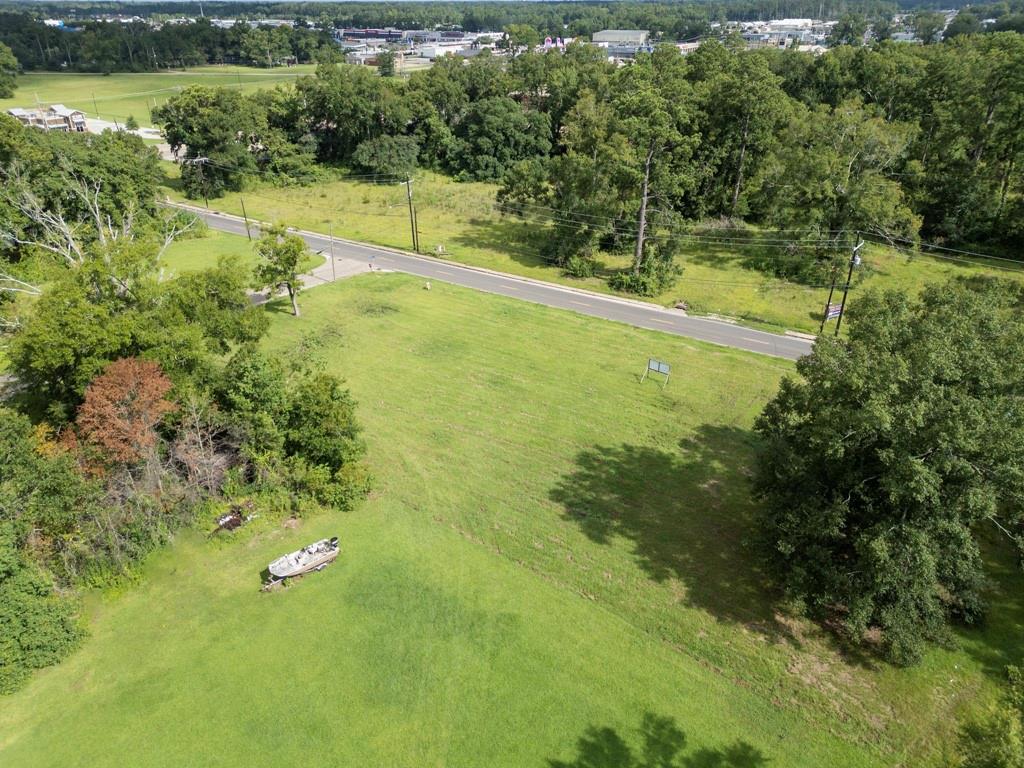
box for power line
[174,153,1022,278]
[860,239,1024,274]
[870,233,1023,265]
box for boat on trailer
[262,537,340,590]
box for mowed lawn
[0,273,1020,767]
[160,229,321,277]
[0,66,316,127]
[167,170,1024,334]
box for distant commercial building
[602,44,655,61]
[418,42,473,60]
[210,19,295,29]
[336,27,405,43]
[734,18,832,49]
[7,104,87,132]
[592,30,650,45]
[402,29,472,43]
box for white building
[7,104,87,132]
[592,30,650,46]
[418,42,472,60]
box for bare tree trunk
[288,283,301,317]
[997,154,1016,216]
[730,114,750,217]
[971,102,997,165]
[633,147,655,276]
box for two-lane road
[176,204,813,361]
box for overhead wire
[173,150,1023,283]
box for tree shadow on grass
[955,535,1024,681]
[449,217,616,281]
[549,712,769,768]
[262,295,298,316]
[448,217,554,271]
[549,425,798,644]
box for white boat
[263,537,339,588]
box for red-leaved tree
[77,358,176,465]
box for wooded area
[0,118,369,691]
[152,34,1024,297]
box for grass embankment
[0,66,317,127]
[0,272,1020,766]
[163,169,1024,334]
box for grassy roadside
[161,228,321,278]
[161,168,1024,334]
[1,272,1019,766]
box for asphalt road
[177,205,814,361]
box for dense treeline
[155,34,1024,295]
[0,13,337,71]
[0,117,369,690]
[4,2,1024,74]
[0,1,973,32]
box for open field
[163,169,1024,334]
[1,271,1020,766]
[0,66,317,127]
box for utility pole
[92,92,100,119]
[405,178,419,252]
[239,195,252,240]
[819,265,840,335]
[413,204,420,252]
[199,159,209,209]
[329,222,336,281]
[834,239,865,337]
[185,157,211,209]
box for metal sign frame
[640,358,671,389]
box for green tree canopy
[754,277,1024,665]
[912,11,947,44]
[376,49,396,78]
[252,223,307,317]
[0,41,17,99]
[827,14,868,46]
[453,96,551,181]
[504,23,541,54]
[352,134,419,179]
[944,10,983,40]
[152,86,261,199]
[752,99,919,245]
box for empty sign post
[641,358,671,388]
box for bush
[217,348,371,510]
[0,565,82,693]
[608,257,681,297]
[0,410,93,691]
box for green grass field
[165,169,1024,334]
[1,271,1020,766]
[0,66,317,127]
[161,228,321,277]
